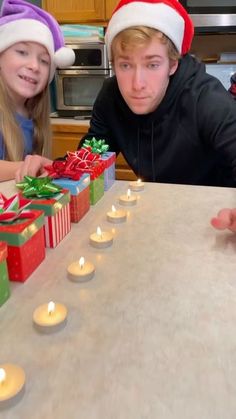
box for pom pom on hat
[54,46,76,69]
[0,0,75,82]
[105,0,194,59]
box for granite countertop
[1,180,236,418]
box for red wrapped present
[0,210,45,282]
[53,174,90,223]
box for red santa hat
[105,0,194,59]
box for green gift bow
[83,137,109,154]
[16,176,62,198]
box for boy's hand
[211,208,236,232]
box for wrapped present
[0,242,10,306]
[72,147,105,205]
[46,149,105,206]
[83,138,109,154]
[101,152,116,191]
[16,177,71,248]
[89,171,104,205]
[82,138,115,191]
[53,174,90,223]
[0,207,45,282]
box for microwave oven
[179,0,236,31]
[54,42,112,118]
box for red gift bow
[0,193,34,222]
[45,148,102,180]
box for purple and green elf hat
[0,0,75,82]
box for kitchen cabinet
[105,0,118,19]
[51,120,136,180]
[51,121,87,159]
[115,153,136,181]
[42,0,118,23]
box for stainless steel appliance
[179,0,236,32]
[53,42,111,119]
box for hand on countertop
[211,208,236,232]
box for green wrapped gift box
[90,172,104,205]
[0,241,10,307]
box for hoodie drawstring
[151,121,155,182]
[137,121,156,182]
[137,126,140,177]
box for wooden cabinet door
[42,0,105,23]
[105,0,119,19]
[115,153,136,181]
[51,123,88,159]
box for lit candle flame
[112,205,116,213]
[137,178,141,184]
[96,226,102,238]
[0,368,6,385]
[48,301,55,315]
[127,189,131,199]
[79,256,85,269]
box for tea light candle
[107,205,127,223]
[67,257,95,282]
[129,178,144,192]
[0,364,25,407]
[33,301,67,333]
[90,226,113,248]
[119,189,137,206]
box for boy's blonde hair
[111,26,180,62]
[0,78,51,161]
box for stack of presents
[0,139,116,307]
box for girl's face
[0,41,50,113]
[113,36,178,115]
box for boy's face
[113,36,178,115]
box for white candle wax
[107,205,127,223]
[0,364,25,407]
[129,179,145,192]
[67,257,95,282]
[119,189,137,206]
[90,226,113,248]
[33,301,67,333]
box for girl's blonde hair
[0,77,51,161]
[111,26,181,62]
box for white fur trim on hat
[105,2,184,60]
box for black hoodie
[80,54,236,187]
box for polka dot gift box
[0,194,45,282]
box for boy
[19,0,236,187]
[79,0,236,187]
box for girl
[0,0,74,181]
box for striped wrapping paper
[44,202,71,248]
